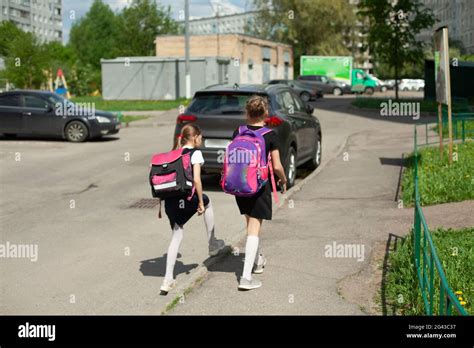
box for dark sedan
[0,90,120,142]
[266,79,322,101]
[173,84,322,187]
[297,75,351,96]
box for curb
[160,133,352,315]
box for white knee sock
[164,224,184,281]
[204,201,215,242]
[254,246,261,265]
[242,235,259,280]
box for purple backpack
[221,126,279,203]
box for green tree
[116,0,179,57]
[69,0,119,70]
[4,30,46,89]
[250,0,356,75]
[0,21,24,57]
[358,0,435,99]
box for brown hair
[245,95,269,121]
[173,123,202,150]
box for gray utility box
[101,56,239,100]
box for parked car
[0,90,120,142]
[173,84,322,187]
[398,79,425,91]
[297,75,350,96]
[368,74,388,92]
[266,79,322,101]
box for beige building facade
[155,34,294,84]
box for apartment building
[179,11,257,36]
[0,0,63,42]
[418,0,474,54]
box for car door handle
[22,112,32,116]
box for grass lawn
[352,97,471,113]
[71,96,190,112]
[119,115,151,124]
[401,141,474,207]
[384,227,473,315]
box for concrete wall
[101,57,239,100]
[155,34,294,84]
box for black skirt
[164,193,210,228]
[235,181,272,220]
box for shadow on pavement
[139,253,198,278]
[311,97,437,125]
[204,252,245,282]
[380,233,406,316]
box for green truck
[299,56,378,95]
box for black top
[232,125,280,157]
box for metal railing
[412,126,468,316]
[416,106,474,147]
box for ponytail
[173,123,201,150]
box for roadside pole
[185,0,191,99]
[438,102,443,160]
[445,28,453,165]
[434,26,453,164]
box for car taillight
[176,114,197,124]
[265,116,284,127]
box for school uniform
[164,146,209,228]
[231,125,280,220]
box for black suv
[0,90,120,142]
[174,84,322,187]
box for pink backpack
[149,148,196,217]
[220,126,279,203]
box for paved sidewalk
[169,101,420,315]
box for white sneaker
[160,278,177,294]
[238,277,262,290]
[253,254,267,274]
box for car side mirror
[46,105,54,113]
[305,103,314,114]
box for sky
[62,0,251,44]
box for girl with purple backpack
[159,124,225,294]
[228,95,287,290]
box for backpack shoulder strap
[238,125,248,134]
[267,152,280,205]
[255,127,272,136]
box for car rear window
[187,92,268,115]
[0,94,20,107]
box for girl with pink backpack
[221,95,287,290]
[152,124,225,294]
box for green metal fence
[417,106,474,147]
[412,126,468,316]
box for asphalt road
[0,96,419,314]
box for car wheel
[307,134,322,170]
[300,92,310,102]
[364,87,374,95]
[65,121,89,142]
[333,87,342,96]
[381,86,387,92]
[402,87,409,91]
[285,147,297,188]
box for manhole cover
[128,198,160,209]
